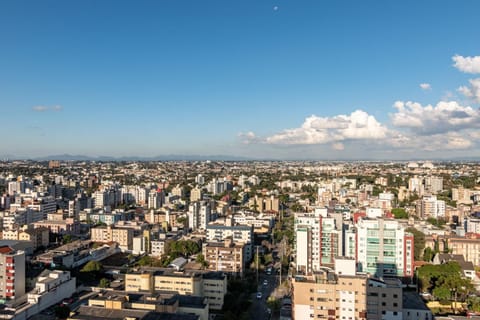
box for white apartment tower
[294,208,342,274]
[356,218,414,278]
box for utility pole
[256,245,259,286]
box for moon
[273,6,279,11]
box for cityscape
[1,1,480,320]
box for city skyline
[1,1,480,160]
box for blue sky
[1,0,480,159]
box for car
[263,279,268,286]
[256,292,263,299]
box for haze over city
[1,0,480,160]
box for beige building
[125,270,227,310]
[202,239,245,276]
[448,237,480,266]
[90,226,133,250]
[293,270,368,320]
[32,217,80,235]
[190,187,203,202]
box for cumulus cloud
[453,55,480,74]
[458,78,480,103]
[420,83,431,90]
[391,100,480,134]
[265,110,388,145]
[32,105,63,112]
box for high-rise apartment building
[295,208,341,274]
[356,218,414,278]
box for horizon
[1,1,480,160]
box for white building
[356,218,414,278]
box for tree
[81,260,103,273]
[391,208,408,219]
[423,247,434,262]
[62,234,73,244]
[196,253,208,268]
[406,227,425,260]
[99,278,110,288]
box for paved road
[249,273,278,320]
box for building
[27,270,76,310]
[188,201,211,231]
[294,209,341,274]
[19,227,49,249]
[205,223,253,262]
[356,218,414,278]
[292,259,368,320]
[367,278,403,319]
[190,187,203,202]
[448,237,480,266]
[32,217,80,235]
[0,246,25,301]
[125,270,227,311]
[417,195,445,218]
[91,226,133,251]
[202,239,245,276]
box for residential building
[91,226,133,251]
[202,239,245,276]
[294,208,341,274]
[356,218,414,278]
[205,223,253,262]
[292,259,368,320]
[417,195,445,218]
[0,246,25,301]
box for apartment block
[356,218,414,278]
[0,246,25,301]
[292,259,368,320]
[125,270,227,310]
[91,226,133,250]
[202,239,245,276]
[295,209,341,274]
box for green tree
[196,253,208,268]
[391,208,408,219]
[99,278,110,288]
[423,247,434,262]
[81,260,103,273]
[62,234,73,244]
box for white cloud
[32,105,63,112]
[420,83,431,90]
[265,110,388,145]
[391,100,480,134]
[238,131,260,144]
[32,106,49,112]
[458,78,480,103]
[453,55,480,74]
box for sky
[1,0,480,160]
